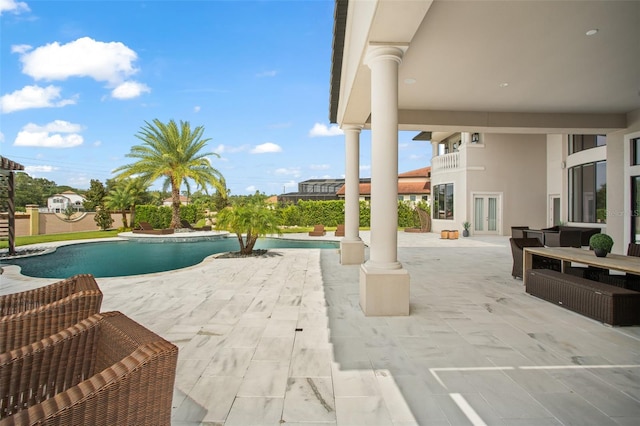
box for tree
[94,206,114,230]
[113,119,226,228]
[104,186,134,228]
[83,179,107,211]
[13,172,58,208]
[216,193,281,255]
[63,204,75,220]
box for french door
[473,194,501,235]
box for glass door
[473,194,500,234]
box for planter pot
[440,230,449,239]
[448,230,459,239]
[463,229,469,237]
[594,248,608,257]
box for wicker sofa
[541,225,601,247]
[0,311,178,425]
[0,274,103,353]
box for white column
[340,124,365,264]
[359,44,410,316]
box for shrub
[589,233,613,252]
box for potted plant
[589,233,614,257]
[462,221,471,237]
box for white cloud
[68,175,90,188]
[256,70,277,78]
[11,44,31,54]
[18,37,138,83]
[308,123,344,137]
[194,106,201,113]
[360,165,371,171]
[25,165,57,173]
[111,81,150,99]
[0,131,4,143]
[309,164,330,171]
[399,143,409,149]
[283,180,296,189]
[409,154,424,160]
[250,142,282,154]
[274,167,301,177]
[93,140,102,147]
[14,120,84,148]
[214,144,248,154]
[245,185,257,192]
[0,0,30,15]
[1,85,76,113]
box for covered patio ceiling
[330,0,640,134]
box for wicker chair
[0,311,178,425]
[509,238,561,279]
[594,243,640,291]
[0,274,103,353]
[511,226,529,239]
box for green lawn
[1,226,369,250]
[0,230,121,249]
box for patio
[2,232,639,425]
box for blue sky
[1,0,431,196]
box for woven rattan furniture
[525,269,640,326]
[309,224,326,236]
[0,311,178,425]
[0,274,103,354]
[509,238,561,279]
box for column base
[340,240,365,265]
[359,264,410,316]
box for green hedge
[134,204,204,228]
[274,200,419,228]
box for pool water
[2,238,339,279]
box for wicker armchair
[0,311,178,425]
[0,274,103,353]
[509,238,561,279]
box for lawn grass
[0,230,121,249]
[1,226,370,249]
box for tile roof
[336,181,430,196]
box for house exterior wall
[467,133,547,235]
[617,109,640,253]
[11,210,128,237]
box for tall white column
[340,124,365,264]
[359,44,410,316]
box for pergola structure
[1,156,25,255]
[329,0,640,316]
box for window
[632,138,640,166]
[409,195,416,202]
[569,134,606,154]
[569,161,606,223]
[397,195,404,201]
[632,177,640,243]
[433,183,454,220]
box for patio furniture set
[511,224,640,326]
[0,274,178,425]
[308,224,345,237]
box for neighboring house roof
[398,167,431,178]
[266,195,278,204]
[336,181,430,196]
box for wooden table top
[524,246,640,275]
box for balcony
[431,152,460,172]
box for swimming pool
[1,237,339,279]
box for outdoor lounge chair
[132,221,174,235]
[509,237,561,279]
[0,274,103,353]
[180,219,212,231]
[309,224,326,236]
[334,224,345,237]
[0,311,178,425]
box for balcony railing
[432,152,460,171]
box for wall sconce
[471,133,479,143]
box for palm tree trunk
[121,210,128,228]
[171,178,181,229]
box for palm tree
[122,177,149,227]
[104,186,134,228]
[113,119,226,228]
[216,193,281,255]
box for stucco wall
[614,109,640,253]
[466,133,547,234]
[11,212,128,237]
